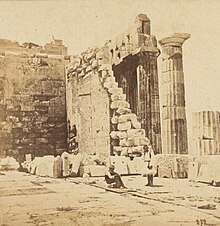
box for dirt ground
[0,171,220,226]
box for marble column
[159,33,190,154]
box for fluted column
[159,33,190,154]
[137,49,161,154]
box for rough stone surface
[66,42,151,160]
[0,39,69,160]
[111,15,162,154]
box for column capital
[159,33,190,48]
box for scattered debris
[0,156,19,170]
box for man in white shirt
[143,145,156,186]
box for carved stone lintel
[132,46,160,58]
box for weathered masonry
[0,14,191,163]
[192,111,220,155]
[159,33,189,154]
[66,14,161,157]
[66,47,111,157]
[110,14,161,154]
[0,39,69,159]
[66,46,151,158]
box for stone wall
[0,39,69,161]
[66,48,110,156]
[66,47,111,157]
[66,45,151,158]
[66,14,163,158]
[0,38,67,55]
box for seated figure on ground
[105,165,127,188]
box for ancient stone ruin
[2,13,218,179]
[66,14,161,159]
[0,39,69,161]
[159,33,189,154]
[192,111,220,155]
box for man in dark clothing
[105,165,127,188]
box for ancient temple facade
[159,33,189,154]
[109,14,162,154]
[66,14,162,157]
[0,14,191,162]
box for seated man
[105,165,126,188]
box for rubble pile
[79,153,107,177]
[66,46,109,82]
[71,152,107,177]
[188,155,220,184]
[22,151,108,178]
[106,75,151,157]
[155,154,191,178]
[110,156,145,175]
[0,156,19,170]
[25,155,62,178]
[61,152,85,177]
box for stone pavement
[0,171,220,226]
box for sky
[0,0,220,136]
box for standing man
[143,145,156,186]
[105,165,127,188]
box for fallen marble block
[127,129,145,138]
[108,87,123,95]
[110,131,118,139]
[104,81,118,89]
[118,113,137,123]
[116,131,127,139]
[111,93,126,101]
[118,121,131,131]
[119,138,128,147]
[116,107,131,115]
[139,137,150,146]
[132,121,141,129]
[110,156,129,175]
[111,100,130,109]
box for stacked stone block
[66,46,151,158]
[0,40,69,160]
[106,76,150,156]
[66,47,111,157]
[109,14,162,154]
[109,14,157,65]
